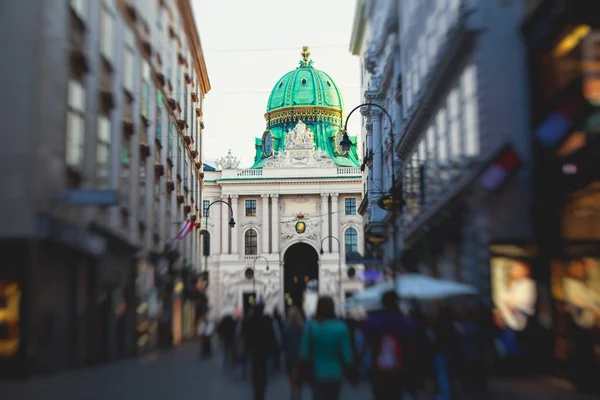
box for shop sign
[377,194,402,210]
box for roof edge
[178,0,211,93]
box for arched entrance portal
[283,243,318,314]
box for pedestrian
[272,308,285,373]
[300,296,353,400]
[245,303,276,400]
[283,306,305,400]
[361,290,415,400]
[217,314,236,370]
[431,302,458,400]
[198,316,215,359]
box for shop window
[0,282,21,358]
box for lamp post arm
[343,103,393,133]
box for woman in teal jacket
[300,296,353,400]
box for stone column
[331,193,339,252]
[231,195,239,254]
[371,109,383,192]
[221,195,229,254]
[320,193,329,251]
[261,194,270,254]
[271,194,280,254]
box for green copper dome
[266,62,343,112]
[251,47,360,169]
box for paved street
[1,344,597,400]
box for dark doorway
[242,292,257,316]
[283,243,319,314]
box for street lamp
[320,235,343,303]
[203,199,236,273]
[338,103,399,283]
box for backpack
[373,331,403,373]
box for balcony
[237,169,263,177]
[337,167,361,176]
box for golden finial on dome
[301,46,311,65]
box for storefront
[523,0,600,392]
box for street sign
[54,189,119,206]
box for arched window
[202,231,211,257]
[245,229,258,255]
[344,228,358,255]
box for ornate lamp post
[202,199,235,274]
[320,235,343,303]
[339,103,400,283]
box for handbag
[299,322,315,384]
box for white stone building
[202,50,365,317]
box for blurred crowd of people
[198,292,495,400]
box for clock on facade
[262,130,273,157]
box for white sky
[191,0,363,168]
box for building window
[436,108,450,186]
[97,116,111,189]
[156,107,162,143]
[184,160,189,188]
[461,65,479,158]
[100,6,115,64]
[184,87,188,121]
[245,199,257,217]
[66,79,86,170]
[344,228,358,254]
[177,137,182,176]
[139,166,146,222]
[345,198,357,215]
[203,199,210,217]
[426,125,438,199]
[123,29,135,93]
[244,229,258,255]
[141,62,151,118]
[168,121,174,159]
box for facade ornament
[331,193,339,201]
[270,193,279,199]
[230,194,239,200]
[364,48,377,74]
[217,149,241,170]
[261,194,270,199]
[284,120,315,150]
[264,120,335,169]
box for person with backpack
[361,290,416,400]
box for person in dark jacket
[283,306,305,400]
[217,314,236,370]
[245,303,276,400]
